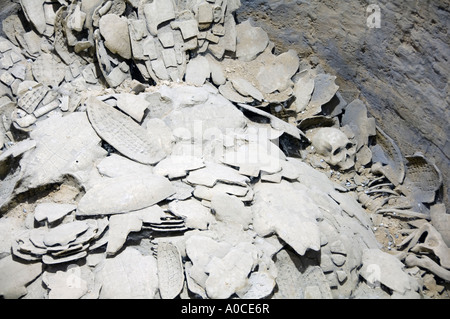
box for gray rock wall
[0,1,19,34]
[236,0,449,207]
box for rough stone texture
[0,0,448,300]
[95,247,159,299]
[76,173,175,216]
[17,112,107,192]
[237,0,450,207]
[0,2,20,38]
[99,14,131,59]
[0,254,42,298]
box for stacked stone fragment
[0,0,448,300]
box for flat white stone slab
[235,20,269,62]
[96,154,153,178]
[43,220,90,247]
[169,198,214,230]
[96,247,159,299]
[0,254,42,299]
[154,155,205,179]
[18,112,106,192]
[186,162,249,187]
[360,249,412,294]
[252,181,322,256]
[77,173,175,216]
[106,214,142,255]
[34,203,77,224]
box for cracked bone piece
[184,261,207,298]
[404,223,450,269]
[145,118,174,155]
[197,2,213,27]
[161,48,177,67]
[43,3,57,26]
[2,15,23,47]
[405,254,450,282]
[128,19,148,59]
[42,250,88,265]
[150,59,170,81]
[207,56,226,86]
[221,142,283,177]
[143,92,174,119]
[356,144,373,166]
[142,37,158,60]
[167,181,194,201]
[162,85,247,136]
